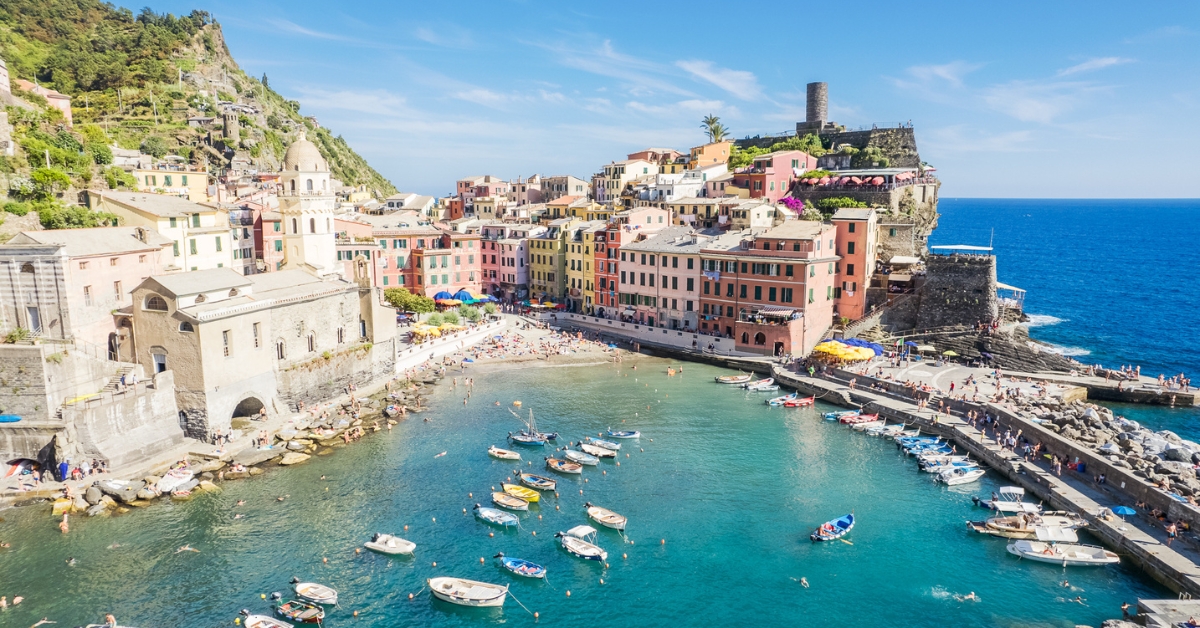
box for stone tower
[279,132,338,276]
[222,109,239,141]
[806,82,828,128]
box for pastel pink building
[731,150,817,203]
[830,208,879,320]
[618,226,708,330]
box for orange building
[830,208,878,320]
[688,141,732,169]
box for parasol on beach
[942,350,959,357]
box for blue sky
[153,0,1200,198]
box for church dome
[283,132,328,172]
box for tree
[140,136,168,158]
[442,310,460,325]
[87,143,113,165]
[701,115,729,143]
[383,287,435,313]
[426,313,445,326]
[39,204,120,229]
[459,305,481,323]
[483,302,498,316]
[29,168,72,200]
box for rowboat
[583,437,621,451]
[365,532,416,555]
[579,443,616,458]
[508,431,546,446]
[242,613,291,628]
[273,598,324,624]
[565,450,599,466]
[518,473,557,491]
[892,429,921,439]
[606,429,641,439]
[823,410,859,420]
[741,378,775,389]
[428,576,509,607]
[488,446,521,461]
[291,580,338,605]
[767,393,797,406]
[474,504,519,527]
[973,486,1042,514]
[850,420,886,431]
[783,396,816,407]
[1006,538,1119,566]
[811,513,854,542]
[935,467,985,486]
[502,483,540,502]
[866,423,905,437]
[494,553,546,578]
[492,491,530,511]
[750,384,780,391]
[546,457,583,474]
[840,413,879,424]
[585,502,627,531]
[907,444,952,457]
[156,468,194,494]
[969,512,1087,539]
[715,373,753,384]
[556,525,607,561]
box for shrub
[4,328,30,344]
[483,302,497,316]
[87,143,113,165]
[426,313,444,326]
[459,305,482,323]
[442,310,460,325]
[140,136,168,158]
[815,197,868,211]
[3,201,31,216]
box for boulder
[1102,621,1140,628]
[175,479,199,493]
[127,500,152,507]
[286,440,307,451]
[196,480,220,493]
[98,480,145,504]
[234,446,284,467]
[86,503,110,517]
[99,495,117,508]
[248,467,264,476]
[317,448,334,456]
[144,475,162,486]
[279,452,311,466]
[51,498,73,516]
[136,487,158,501]
[1164,447,1192,463]
[224,471,250,480]
[72,494,89,512]
[1161,430,1184,445]
[196,459,225,473]
[84,485,103,505]
[199,471,214,482]
[1156,461,1192,476]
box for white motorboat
[242,614,291,628]
[741,377,775,389]
[565,450,599,466]
[1006,533,1119,566]
[556,525,608,561]
[936,467,985,486]
[968,512,1087,539]
[428,576,509,607]
[585,502,627,531]
[583,437,620,451]
[292,580,338,605]
[865,423,904,436]
[579,443,616,458]
[365,533,416,555]
[488,446,521,461]
[974,486,1041,514]
[891,429,921,441]
[156,468,194,494]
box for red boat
[783,396,816,407]
[840,413,880,424]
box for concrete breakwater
[773,366,1200,597]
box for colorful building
[133,165,210,202]
[830,208,879,320]
[689,141,732,169]
[617,226,707,330]
[528,217,579,302]
[85,190,235,273]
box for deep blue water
[932,199,1200,437]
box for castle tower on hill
[279,132,338,277]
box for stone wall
[276,340,395,411]
[0,343,122,421]
[60,370,185,468]
[913,254,998,330]
[735,127,922,168]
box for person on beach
[1166,521,1178,546]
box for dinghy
[291,580,338,605]
[783,396,816,408]
[428,576,509,607]
[241,613,291,628]
[767,393,797,406]
[556,525,607,561]
[585,502,627,531]
[474,504,519,527]
[583,437,621,451]
[273,597,324,624]
[973,486,1041,513]
[749,384,780,392]
[488,446,521,460]
[579,443,616,458]
[365,533,416,555]
[811,513,854,542]
[850,420,886,432]
[546,457,583,474]
[606,429,641,439]
[715,373,753,384]
[919,458,977,473]
[935,467,985,486]
[1006,530,1119,566]
[823,410,859,420]
[518,473,557,491]
[494,553,546,578]
[565,450,599,466]
[741,377,774,389]
[492,491,530,511]
[502,483,540,502]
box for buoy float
[480,557,485,563]
[353,611,358,617]
[535,612,539,619]
[532,530,537,536]
[566,590,571,597]
[538,514,542,519]
[555,505,560,510]
[462,508,466,513]
[602,470,607,476]
[555,492,559,498]
[322,557,328,564]
[616,462,620,467]
[469,492,473,498]
[432,561,437,567]
[408,593,414,600]
[629,540,635,545]
[404,525,408,530]
[235,618,241,625]
[261,594,267,599]
[640,448,644,452]
[489,532,494,537]
[584,478,589,483]
[626,454,630,458]
[355,548,361,554]
[432,517,436,522]
[600,578,605,584]
[623,553,628,559]
[579,489,584,495]
[604,563,610,568]
[661,539,665,545]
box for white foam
[1043,344,1092,357]
[1021,314,1063,328]
[930,585,952,600]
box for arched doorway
[232,396,265,420]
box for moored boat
[767,393,797,406]
[518,473,557,491]
[741,377,775,389]
[508,431,546,446]
[272,597,325,624]
[474,503,519,527]
[1006,537,1119,566]
[488,445,521,460]
[969,512,1086,539]
[492,491,530,511]
[502,483,540,502]
[428,576,509,607]
[494,553,546,578]
[291,580,338,605]
[556,525,607,561]
[783,395,816,407]
[583,436,620,451]
[564,450,599,466]
[823,410,859,420]
[935,467,985,486]
[585,502,627,531]
[241,612,291,628]
[715,373,753,384]
[365,532,417,555]
[811,513,854,542]
[973,486,1041,513]
[850,420,886,432]
[606,429,641,439]
[546,457,583,474]
[840,413,879,424]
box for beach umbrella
[434,291,453,300]
[1112,506,1136,517]
[905,341,918,347]
[942,350,958,357]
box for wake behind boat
[811,513,854,542]
[428,576,509,607]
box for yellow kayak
[502,483,540,503]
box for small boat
[585,502,627,531]
[583,437,620,451]
[474,504,519,527]
[579,443,616,458]
[741,377,774,389]
[492,491,529,511]
[973,486,1042,514]
[892,429,921,440]
[428,576,509,607]
[546,457,583,474]
[518,473,556,491]
[508,431,547,446]
[488,446,521,460]
[556,525,608,561]
[750,384,780,392]
[606,429,641,439]
[866,423,905,437]
[811,513,854,542]
[972,512,1086,539]
[241,612,291,628]
[840,413,879,424]
[156,468,194,494]
[502,483,540,502]
[291,580,338,605]
[1006,535,1119,566]
[565,450,599,466]
[919,459,977,473]
[823,410,859,420]
[783,395,816,408]
[767,393,797,406]
[936,467,986,486]
[365,532,416,555]
[715,373,753,384]
[273,597,325,624]
[494,553,546,578]
[850,420,886,432]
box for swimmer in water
[176,545,200,554]
[106,543,121,549]
[800,577,809,588]
[65,557,76,566]
[954,592,979,602]
[234,514,244,519]
[235,500,245,506]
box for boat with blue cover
[494,553,546,578]
[474,504,519,527]
[811,513,855,542]
[767,393,797,406]
[518,473,557,491]
[606,429,641,439]
[508,431,546,446]
[823,410,858,421]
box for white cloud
[268,19,349,41]
[1056,57,1133,76]
[904,61,983,87]
[675,60,762,101]
[982,80,1107,124]
[528,39,694,98]
[627,99,733,117]
[414,25,474,49]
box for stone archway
[232,396,265,420]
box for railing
[795,175,939,193]
[63,378,154,408]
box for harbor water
[934,198,1200,440]
[0,360,1165,627]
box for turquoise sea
[0,361,1166,627]
[932,198,1200,440]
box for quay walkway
[773,365,1200,597]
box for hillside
[0,0,397,207]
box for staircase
[101,366,136,393]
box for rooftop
[622,226,707,254]
[149,268,252,297]
[831,208,876,221]
[761,220,829,240]
[91,190,217,217]
[5,227,172,257]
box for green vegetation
[38,204,120,229]
[383,287,436,313]
[3,328,30,344]
[442,310,460,325]
[729,134,828,168]
[798,169,834,179]
[701,115,729,143]
[814,197,869,211]
[852,146,890,168]
[459,305,482,323]
[483,302,497,316]
[425,313,445,327]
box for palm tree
[701,115,729,143]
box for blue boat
[822,410,858,421]
[494,553,546,578]
[508,431,547,446]
[474,504,519,527]
[518,473,557,491]
[0,415,21,423]
[811,513,854,542]
[605,429,641,439]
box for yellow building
[580,223,606,313]
[688,141,732,169]
[85,190,235,272]
[528,217,579,302]
[564,221,604,312]
[133,166,210,202]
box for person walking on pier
[1166,521,1178,546]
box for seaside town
[0,5,1196,628]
